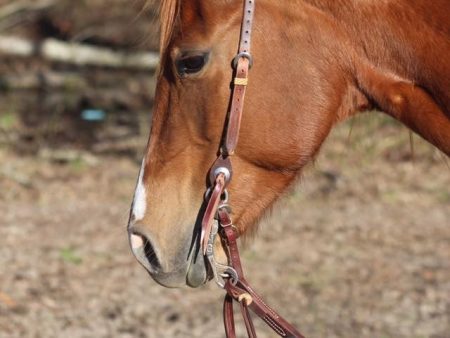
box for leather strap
[227,281,305,338]
[224,0,256,155]
[224,292,257,338]
[220,207,306,338]
[238,0,255,54]
[200,173,226,255]
[218,208,244,277]
[240,301,257,338]
[201,0,307,337]
[224,294,237,338]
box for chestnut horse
[128,0,450,289]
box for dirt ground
[0,114,449,338]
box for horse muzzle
[128,225,208,288]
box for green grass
[437,190,450,204]
[0,112,18,130]
[60,248,83,265]
[68,157,89,173]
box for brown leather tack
[221,211,306,338]
[200,0,307,337]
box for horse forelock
[159,0,181,54]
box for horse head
[127,0,450,288]
[126,0,348,288]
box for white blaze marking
[132,158,147,221]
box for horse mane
[159,0,181,53]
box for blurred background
[0,1,448,337]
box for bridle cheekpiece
[199,1,306,337]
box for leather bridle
[200,1,306,337]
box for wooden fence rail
[0,35,160,70]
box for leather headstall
[200,1,306,337]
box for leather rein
[200,1,306,337]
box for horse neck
[295,0,450,155]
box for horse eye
[176,54,208,76]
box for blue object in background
[81,109,106,122]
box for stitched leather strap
[220,207,306,338]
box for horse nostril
[129,232,162,273]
